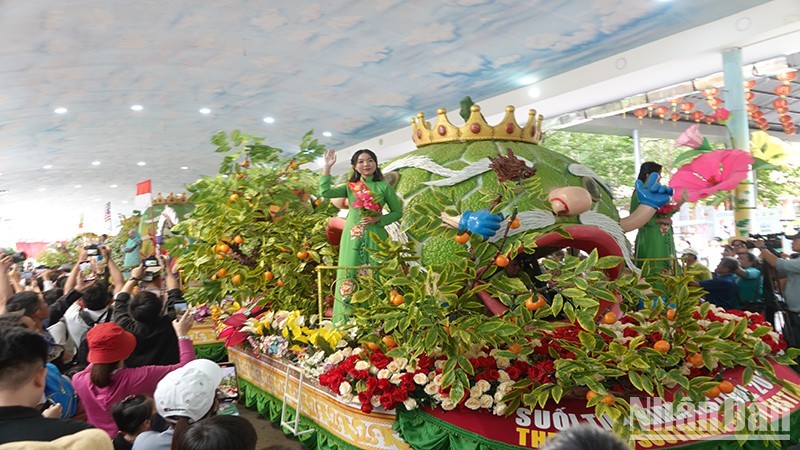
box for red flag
[134,180,153,211]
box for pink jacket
[72,339,195,436]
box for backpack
[72,308,113,371]
[45,362,78,419]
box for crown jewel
[410,104,543,147]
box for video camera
[84,244,100,257]
[749,233,784,250]
[1,250,27,263]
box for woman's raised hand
[323,148,337,168]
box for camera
[749,233,784,250]
[1,250,27,263]
[142,271,157,282]
[143,256,160,267]
[84,245,99,256]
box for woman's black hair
[176,415,257,450]
[112,395,154,434]
[348,149,383,182]
[637,161,662,183]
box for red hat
[86,322,137,364]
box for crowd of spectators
[0,246,267,450]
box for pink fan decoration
[669,149,754,202]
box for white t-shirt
[63,303,110,349]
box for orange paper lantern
[744,79,757,90]
[654,105,669,119]
[679,102,694,113]
[773,99,789,109]
[745,91,755,103]
[777,71,797,84]
[633,108,647,119]
[670,112,681,122]
[690,111,705,122]
[703,87,718,98]
[774,85,792,98]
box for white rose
[394,357,408,370]
[413,373,428,385]
[370,396,381,407]
[403,398,418,410]
[465,398,482,410]
[328,352,344,365]
[475,379,491,393]
[495,357,511,369]
[494,391,506,402]
[679,364,691,376]
[355,360,370,371]
[480,394,493,409]
[469,385,483,398]
[390,373,404,385]
[498,370,511,383]
[441,398,457,411]
[377,369,391,380]
[435,360,446,370]
[352,347,363,355]
[339,382,352,396]
[340,394,355,404]
[424,383,440,395]
[494,403,508,416]
[387,361,400,373]
[433,374,443,386]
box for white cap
[154,359,224,423]
[683,248,699,257]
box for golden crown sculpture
[153,192,189,204]
[411,104,543,147]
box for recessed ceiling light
[322,131,332,137]
[263,117,275,124]
[137,161,146,166]
[110,184,118,188]
[199,108,211,114]
[38,188,46,192]
[181,166,189,170]
[54,107,68,114]
[43,165,53,169]
[519,76,537,85]
[91,161,101,166]
[131,105,143,111]
[528,87,541,98]
[74,185,82,188]
[122,200,129,204]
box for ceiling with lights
[1,0,798,244]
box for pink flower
[675,124,704,148]
[669,149,754,202]
[712,108,730,124]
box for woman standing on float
[320,148,403,323]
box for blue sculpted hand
[635,172,674,209]
[458,210,503,240]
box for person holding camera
[112,254,183,368]
[689,257,741,311]
[755,232,800,344]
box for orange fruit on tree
[688,353,704,367]
[705,386,721,399]
[390,294,405,306]
[653,340,671,353]
[365,342,380,351]
[389,289,398,297]
[495,255,510,267]
[666,309,677,320]
[381,335,397,349]
[216,268,227,278]
[264,271,274,281]
[508,342,523,354]
[216,254,224,259]
[585,390,597,401]
[268,205,281,214]
[229,194,239,202]
[510,217,521,229]
[718,380,735,394]
[600,394,615,405]
[231,274,242,284]
[217,243,230,253]
[233,235,245,244]
[297,250,309,260]
[211,274,217,281]
[288,161,299,169]
[276,279,284,287]
[454,233,470,244]
[601,312,618,324]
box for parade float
[168,102,800,450]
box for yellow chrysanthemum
[750,131,789,166]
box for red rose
[358,391,372,405]
[505,366,522,380]
[370,353,391,370]
[366,377,379,392]
[392,387,409,403]
[361,403,374,413]
[379,393,395,410]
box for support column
[722,48,756,237]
